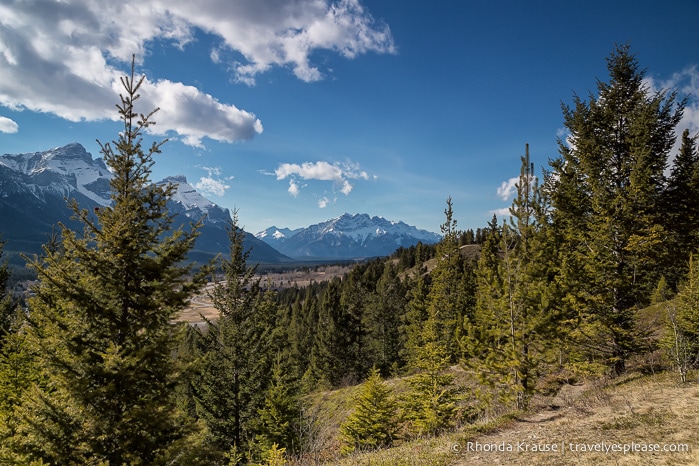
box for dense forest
[1,45,698,465]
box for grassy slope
[294,370,699,466]
[291,298,699,465]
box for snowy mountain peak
[160,176,213,211]
[256,213,441,259]
[158,175,230,224]
[0,142,111,205]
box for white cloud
[490,207,511,218]
[274,159,371,197]
[497,177,519,201]
[288,179,300,197]
[645,66,699,136]
[194,165,232,196]
[139,78,263,147]
[318,196,329,208]
[340,180,353,195]
[195,176,229,197]
[0,116,18,133]
[0,0,393,145]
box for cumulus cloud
[0,0,393,145]
[195,177,229,197]
[194,165,232,196]
[318,196,329,208]
[645,66,699,136]
[496,177,519,201]
[497,173,537,201]
[0,116,18,133]
[288,179,300,197]
[274,159,371,197]
[490,207,511,218]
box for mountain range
[0,143,289,267]
[255,213,441,259]
[0,143,441,267]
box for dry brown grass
[449,371,699,466]
[300,371,699,465]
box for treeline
[1,45,699,464]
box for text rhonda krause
[453,441,690,454]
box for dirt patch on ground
[175,264,352,325]
[451,372,699,465]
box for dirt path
[451,373,699,465]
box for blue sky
[1,0,698,235]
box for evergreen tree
[400,274,430,367]
[255,353,301,455]
[464,146,557,409]
[364,262,405,374]
[402,318,458,436]
[193,211,275,463]
[12,61,206,464]
[0,237,14,336]
[305,278,343,388]
[547,45,685,375]
[0,312,38,465]
[290,284,320,386]
[339,266,370,379]
[339,367,399,454]
[426,197,466,360]
[663,254,699,382]
[664,129,699,285]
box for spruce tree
[400,274,430,367]
[254,353,301,455]
[305,278,343,388]
[12,61,206,464]
[664,129,699,285]
[663,254,699,382]
[339,366,399,454]
[192,211,275,462]
[364,262,405,374]
[403,317,459,436]
[425,197,467,360]
[547,45,685,375]
[464,146,557,410]
[0,237,14,335]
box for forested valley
[1,45,698,465]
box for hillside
[292,369,698,466]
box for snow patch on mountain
[256,213,441,259]
[0,143,111,205]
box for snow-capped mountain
[0,143,291,266]
[0,142,112,206]
[255,213,442,260]
[159,175,231,225]
[254,226,303,251]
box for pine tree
[364,262,405,374]
[0,237,14,335]
[400,274,430,367]
[254,353,300,455]
[663,254,699,382]
[425,197,467,360]
[305,278,343,388]
[547,45,685,375]
[664,129,699,285]
[464,146,561,410]
[402,318,459,436]
[12,60,206,465]
[339,366,399,454]
[193,211,275,462]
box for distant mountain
[255,213,441,260]
[254,226,303,251]
[0,143,291,267]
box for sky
[1,0,698,235]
